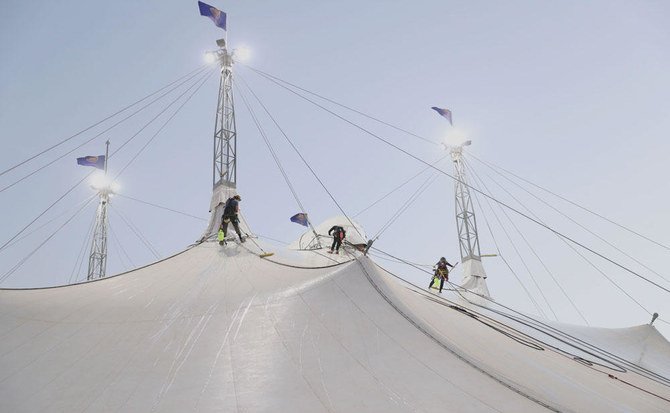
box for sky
[1,1,670,335]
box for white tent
[1,230,669,412]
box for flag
[198,1,227,30]
[76,155,105,170]
[290,213,309,227]
[431,107,453,125]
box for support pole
[87,141,112,280]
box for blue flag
[290,213,309,227]
[198,1,227,30]
[76,155,105,170]
[431,107,453,125]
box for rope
[466,173,551,319]
[0,67,212,194]
[113,70,215,180]
[0,194,97,284]
[353,153,449,218]
[234,72,365,241]
[368,247,670,387]
[115,194,206,222]
[247,66,670,298]
[234,78,320,242]
[468,153,670,252]
[464,162,555,319]
[372,173,438,240]
[0,64,209,178]
[0,171,94,253]
[110,224,135,271]
[467,154,670,286]
[464,160,560,320]
[465,159,652,317]
[243,65,441,147]
[68,211,97,285]
[109,205,160,260]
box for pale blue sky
[1,1,669,334]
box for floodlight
[204,52,216,64]
[233,46,251,62]
[90,172,109,190]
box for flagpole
[104,140,110,175]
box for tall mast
[212,38,237,188]
[449,141,490,297]
[87,141,112,280]
[200,36,245,241]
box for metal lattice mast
[448,141,489,295]
[450,144,481,261]
[87,141,111,280]
[212,39,237,188]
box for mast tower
[87,141,113,280]
[211,38,237,188]
[449,141,490,297]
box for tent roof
[1,241,669,412]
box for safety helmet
[234,195,241,201]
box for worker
[327,225,346,254]
[429,257,454,293]
[221,194,245,243]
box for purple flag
[76,155,106,170]
[198,1,227,31]
[290,213,309,227]
[431,107,453,125]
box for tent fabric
[1,241,669,412]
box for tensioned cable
[248,67,670,297]
[109,225,135,272]
[2,195,95,251]
[0,67,212,194]
[68,211,96,285]
[353,153,449,218]
[233,79,316,238]
[0,171,94,253]
[115,194,206,222]
[465,159,652,317]
[0,64,208,179]
[465,159,584,322]
[373,174,438,241]
[109,205,160,260]
[113,70,216,180]
[468,154,670,286]
[468,153,670,252]
[465,163,554,319]
[108,69,214,166]
[466,172,550,318]
[0,69,213,254]
[0,194,97,284]
[243,65,441,147]
[234,73,364,240]
[368,247,670,388]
